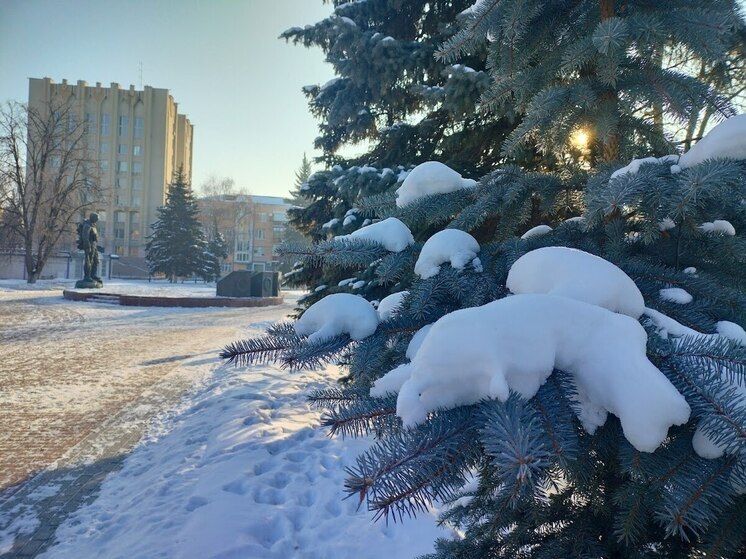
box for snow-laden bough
[336,217,414,252]
[415,229,482,279]
[506,246,645,318]
[393,294,690,453]
[377,291,408,320]
[294,293,379,343]
[396,161,476,208]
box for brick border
[62,290,283,308]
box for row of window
[98,160,144,175]
[87,113,144,139]
[100,143,143,157]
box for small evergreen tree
[146,169,208,282]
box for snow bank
[520,224,552,240]
[377,291,408,320]
[295,294,379,343]
[336,217,414,252]
[394,294,690,452]
[395,161,476,208]
[506,247,645,318]
[678,114,746,169]
[414,229,482,279]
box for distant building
[28,77,194,260]
[199,195,292,274]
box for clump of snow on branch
[395,161,476,208]
[392,294,689,452]
[406,324,433,360]
[610,155,679,179]
[660,287,693,305]
[520,224,553,240]
[370,363,413,398]
[414,229,482,279]
[506,247,645,318]
[294,293,379,343]
[377,291,408,320]
[659,218,676,231]
[699,220,736,236]
[370,324,432,398]
[336,217,414,252]
[677,114,746,170]
[716,321,746,346]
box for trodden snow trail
[0,285,448,557]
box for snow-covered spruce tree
[280,0,521,304]
[146,169,208,282]
[224,114,746,557]
[438,0,744,163]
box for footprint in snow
[185,495,208,511]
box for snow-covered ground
[0,280,447,558]
[7,278,221,298]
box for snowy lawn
[0,277,218,298]
[17,298,449,558]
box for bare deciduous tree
[197,175,249,250]
[0,98,103,283]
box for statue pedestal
[75,279,103,289]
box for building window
[131,194,141,206]
[253,247,264,257]
[115,177,127,189]
[117,161,128,173]
[114,211,126,237]
[129,212,140,240]
[134,117,144,139]
[133,144,142,156]
[85,113,96,134]
[51,155,61,168]
[67,113,77,132]
[100,143,109,154]
[254,229,265,240]
[100,113,110,136]
[118,116,129,137]
[132,178,142,190]
[259,212,268,222]
[132,162,143,175]
[99,159,109,172]
[252,262,266,272]
[118,143,128,155]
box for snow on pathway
[38,323,449,559]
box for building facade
[199,195,292,274]
[28,77,193,260]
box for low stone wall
[62,290,283,308]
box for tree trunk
[599,0,619,162]
[600,0,614,20]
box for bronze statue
[75,212,103,288]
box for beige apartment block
[199,195,292,274]
[28,77,193,260]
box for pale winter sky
[0,0,335,198]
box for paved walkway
[0,289,291,557]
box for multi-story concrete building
[199,194,292,274]
[28,77,193,260]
